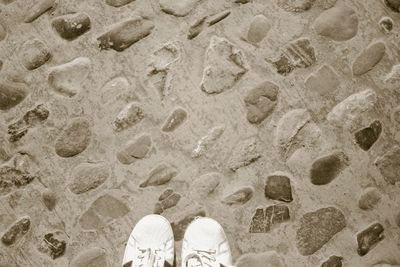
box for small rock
[385,0,400,12]
[48,57,91,97]
[200,36,248,94]
[236,251,286,267]
[357,222,384,256]
[247,14,270,43]
[228,137,261,171]
[106,0,134,7]
[159,188,174,201]
[354,120,382,151]
[379,17,393,33]
[277,0,315,12]
[358,187,381,210]
[1,216,30,246]
[0,23,5,41]
[52,13,91,40]
[305,65,340,96]
[55,117,91,157]
[187,16,206,40]
[249,204,290,233]
[117,134,152,164]
[296,207,346,256]
[0,166,36,195]
[24,0,55,23]
[190,172,222,199]
[352,41,385,76]
[171,208,206,241]
[38,232,66,259]
[101,76,139,104]
[265,174,293,202]
[70,247,107,267]
[207,10,231,26]
[0,81,28,111]
[97,17,154,52]
[42,188,57,210]
[235,0,250,3]
[244,81,278,124]
[313,4,358,41]
[321,256,343,267]
[158,191,181,211]
[270,55,294,76]
[68,162,110,194]
[113,102,144,132]
[140,163,178,187]
[19,39,51,70]
[191,125,224,158]
[221,186,254,206]
[161,108,187,132]
[375,146,400,185]
[310,151,349,185]
[159,0,200,17]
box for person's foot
[181,217,233,267]
[122,214,174,267]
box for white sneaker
[181,217,233,267]
[122,214,175,267]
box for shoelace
[137,247,163,267]
[185,249,217,267]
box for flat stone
[228,137,261,171]
[55,118,91,157]
[160,192,181,210]
[200,36,248,94]
[374,146,400,185]
[70,247,107,267]
[97,17,154,52]
[1,216,30,246]
[305,65,340,96]
[38,231,66,259]
[249,205,290,233]
[191,125,224,158]
[117,134,152,164]
[24,0,55,23]
[221,186,254,206]
[52,13,91,40]
[385,0,400,12]
[171,208,206,241]
[247,14,270,43]
[265,174,293,202]
[352,41,385,76]
[354,120,382,151]
[19,39,51,70]
[358,187,381,210]
[0,166,36,195]
[48,57,91,97]
[379,17,393,32]
[357,222,384,256]
[188,16,206,40]
[244,81,278,124]
[159,0,200,17]
[139,163,178,187]
[310,151,349,185]
[190,172,222,199]
[0,81,28,111]
[68,162,110,194]
[106,0,134,7]
[113,102,144,132]
[42,188,57,210]
[236,251,286,267]
[296,207,346,256]
[277,0,315,12]
[207,10,231,26]
[161,108,187,132]
[313,4,358,41]
[321,256,343,267]
[159,188,174,201]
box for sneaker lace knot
[185,248,217,267]
[137,247,164,267]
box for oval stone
[247,14,270,43]
[352,41,386,76]
[69,163,110,194]
[55,118,91,157]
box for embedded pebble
[358,187,381,210]
[161,108,187,132]
[0,23,5,41]
[139,163,178,187]
[113,102,144,132]
[265,174,293,202]
[244,81,278,124]
[379,17,393,33]
[70,247,107,267]
[200,36,248,94]
[357,222,384,256]
[305,65,340,96]
[38,231,66,259]
[159,188,174,201]
[208,10,230,26]
[188,16,206,40]
[1,216,30,246]
[117,134,152,164]
[159,0,200,17]
[52,13,91,40]
[374,146,400,185]
[249,204,290,233]
[171,208,206,241]
[321,256,343,267]
[228,137,261,171]
[191,125,224,158]
[97,17,154,52]
[189,172,222,199]
[154,189,181,213]
[221,186,254,206]
[310,151,349,185]
[385,0,400,12]
[296,207,346,256]
[236,251,286,267]
[247,14,270,43]
[48,57,91,97]
[101,76,138,104]
[42,188,57,210]
[106,0,134,7]
[313,4,358,41]
[68,162,110,194]
[55,118,91,158]
[277,0,315,12]
[0,166,36,195]
[0,81,28,111]
[19,39,51,70]
[24,0,55,23]
[352,41,386,76]
[354,120,382,151]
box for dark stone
[321,256,343,267]
[0,166,36,196]
[0,81,28,111]
[20,39,51,70]
[354,120,382,151]
[39,232,66,259]
[249,204,290,233]
[159,188,174,201]
[187,17,206,40]
[105,0,135,7]
[42,189,57,210]
[374,146,400,185]
[385,0,400,12]
[140,163,178,187]
[171,209,206,241]
[379,17,393,32]
[1,216,30,245]
[160,192,181,210]
[161,108,187,132]
[55,118,91,157]
[113,102,144,132]
[221,186,254,206]
[52,13,91,40]
[24,0,55,23]
[277,0,315,12]
[271,55,294,76]
[357,222,384,256]
[296,207,346,256]
[265,174,293,202]
[310,151,349,185]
